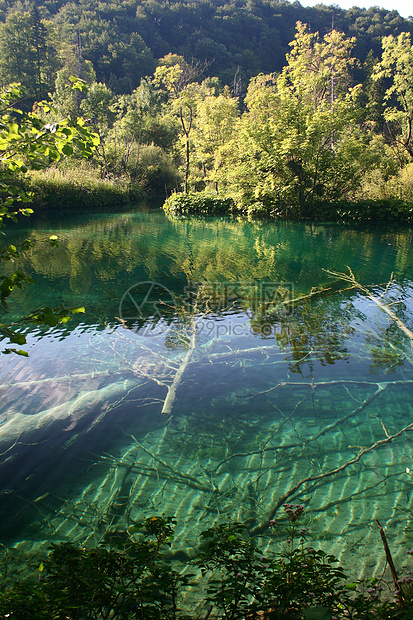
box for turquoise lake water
[1,208,413,580]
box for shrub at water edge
[1,508,413,619]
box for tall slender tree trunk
[179,105,192,194]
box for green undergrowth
[19,167,145,212]
[1,506,412,619]
[163,191,236,216]
[163,191,413,224]
[307,199,413,223]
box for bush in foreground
[0,508,412,619]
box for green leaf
[9,333,27,345]
[61,143,74,156]
[345,582,357,590]
[60,127,74,137]
[48,149,61,161]
[42,314,59,327]
[3,348,28,356]
[7,122,19,136]
[15,349,29,356]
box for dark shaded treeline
[0,0,412,94]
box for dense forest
[1,0,412,94]
[1,0,413,217]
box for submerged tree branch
[212,380,391,473]
[129,435,213,492]
[249,421,413,535]
[376,518,404,601]
[162,316,199,415]
[325,267,413,349]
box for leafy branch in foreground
[0,79,99,355]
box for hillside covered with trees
[0,0,412,95]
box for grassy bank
[20,166,145,212]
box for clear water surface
[1,207,413,581]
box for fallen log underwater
[0,378,140,451]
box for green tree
[154,55,208,193]
[80,82,115,129]
[0,12,32,92]
[191,87,238,190]
[30,5,51,97]
[0,9,60,96]
[216,23,366,216]
[80,82,115,177]
[108,79,178,187]
[51,63,97,121]
[283,21,356,110]
[373,32,413,163]
[361,50,386,130]
[105,33,155,94]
